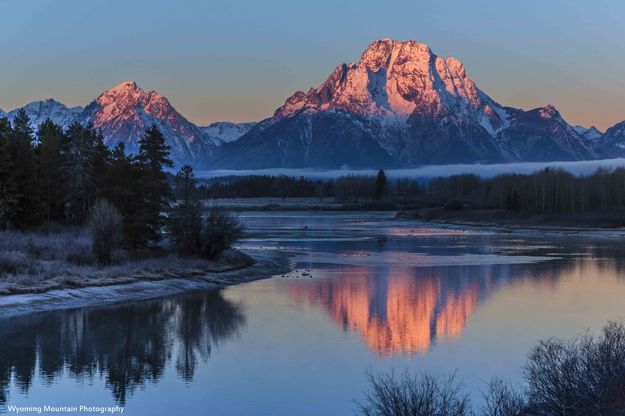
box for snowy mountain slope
[213,39,596,168]
[497,105,598,161]
[597,120,625,157]
[78,81,215,163]
[0,81,247,167]
[201,121,257,145]
[7,99,83,131]
[573,125,603,142]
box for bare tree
[89,199,122,264]
[356,370,470,416]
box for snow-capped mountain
[7,99,83,131]
[213,39,598,168]
[1,81,252,167]
[497,105,598,161]
[573,125,603,142]
[78,81,215,163]
[597,120,625,156]
[201,121,256,146]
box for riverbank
[0,227,293,315]
[0,248,291,317]
[397,207,625,233]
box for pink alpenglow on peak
[85,80,208,158]
[212,38,601,169]
[4,79,257,167]
[275,39,508,136]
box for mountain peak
[539,104,560,119]
[274,38,506,135]
[360,39,434,71]
[111,80,139,91]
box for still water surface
[2,212,625,415]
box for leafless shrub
[481,378,527,416]
[89,199,122,265]
[356,370,470,416]
[524,321,625,415]
[199,208,243,260]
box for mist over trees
[203,167,625,216]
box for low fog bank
[198,158,625,180]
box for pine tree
[102,143,143,249]
[169,165,202,255]
[0,118,18,229]
[61,123,102,224]
[374,169,388,200]
[37,119,65,222]
[8,110,42,227]
[92,130,110,199]
[135,125,173,247]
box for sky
[1,0,625,130]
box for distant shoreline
[396,207,625,235]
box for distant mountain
[1,81,251,167]
[4,41,625,169]
[213,39,599,168]
[201,121,256,146]
[7,99,83,131]
[79,81,217,163]
[497,105,598,161]
[596,120,625,157]
[573,125,603,142]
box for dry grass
[0,227,252,295]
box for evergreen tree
[92,130,110,199]
[8,110,42,227]
[374,169,388,200]
[102,143,144,248]
[37,119,65,222]
[0,118,18,229]
[135,125,173,247]
[168,165,202,255]
[61,123,97,224]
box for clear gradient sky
[1,0,625,130]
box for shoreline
[396,209,625,238]
[0,249,292,318]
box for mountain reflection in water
[0,290,243,405]
[284,259,595,356]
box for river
[2,211,625,415]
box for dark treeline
[427,168,625,214]
[202,175,332,199]
[0,111,240,260]
[203,170,407,202]
[0,110,172,250]
[204,167,625,215]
